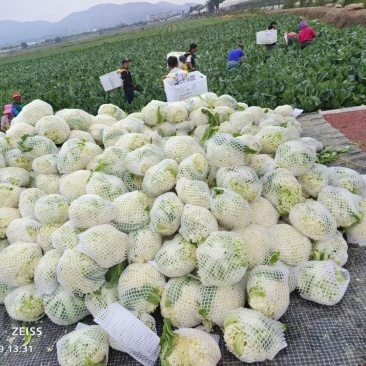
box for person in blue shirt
[226,45,244,70]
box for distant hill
[0,2,195,45]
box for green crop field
[1,14,366,114]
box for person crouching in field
[284,31,298,48]
[226,45,244,70]
[164,56,188,86]
[298,21,316,50]
[1,104,13,132]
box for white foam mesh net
[346,201,366,246]
[0,183,24,208]
[312,230,349,267]
[247,265,290,320]
[0,167,30,187]
[179,204,219,245]
[199,283,245,329]
[89,124,106,145]
[297,260,350,305]
[113,191,150,233]
[69,194,117,229]
[163,136,205,164]
[128,226,162,264]
[12,99,53,126]
[56,325,109,366]
[149,192,184,236]
[175,178,210,208]
[34,115,71,144]
[165,102,188,123]
[217,121,239,135]
[0,242,43,286]
[223,307,287,363]
[98,104,126,120]
[6,217,42,244]
[94,303,161,366]
[93,114,117,126]
[122,172,144,192]
[0,154,4,169]
[152,122,176,137]
[5,149,33,171]
[32,154,59,175]
[0,283,14,304]
[160,276,202,328]
[57,248,107,295]
[77,224,128,268]
[118,263,166,314]
[34,194,69,225]
[270,224,312,265]
[43,285,90,326]
[6,123,35,148]
[114,133,151,151]
[51,221,84,253]
[84,285,119,318]
[34,249,61,297]
[18,135,58,159]
[210,187,251,230]
[155,234,197,277]
[142,159,178,197]
[249,197,279,227]
[59,170,90,201]
[86,172,128,202]
[177,153,209,181]
[54,109,93,132]
[297,163,330,198]
[4,283,45,322]
[34,174,61,194]
[261,168,305,215]
[271,260,298,293]
[255,126,291,154]
[37,223,62,252]
[328,167,366,196]
[196,231,248,286]
[0,207,21,239]
[317,186,364,228]
[248,154,278,178]
[66,130,96,144]
[124,145,164,176]
[290,200,338,241]
[216,166,262,202]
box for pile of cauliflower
[0,94,365,366]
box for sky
[0,0,193,22]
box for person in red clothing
[298,21,316,50]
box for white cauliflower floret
[35,115,70,144]
[298,163,330,198]
[6,217,42,243]
[84,285,119,318]
[86,172,128,201]
[274,105,294,117]
[55,108,93,131]
[0,183,24,208]
[189,108,210,127]
[255,126,291,154]
[249,197,279,227]
[141,100,167,127]
[166,102,188,123]
[34,194,69,224]
[19,188,46,219]
[200,92,219,108]
[164,136,205,164]
[177,153,209,181]
[0,167,30,187]
[12,99,53,126]
[37,223,63,252]
[176,178,210,208]
[32,154,59,174]
[98,103,126,120]
[18,135,59,159]
[0,208,21,239]
[59,170,89,201]
[185,97,208,114]
[51,221,85,253]
[34,174,61,195]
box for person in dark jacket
[118,59,136,104]
[184,43,198,71]
[266,21,278,51]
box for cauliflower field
[0,94,365,366]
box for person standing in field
[164,56,188,86]
[226,45,244,70]
[266,21,278,51]
[298,21,316,50]
[184,43,198,71]
[1,104,13,132]
[118,59,136,105]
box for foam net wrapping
[165,102,188,123]
[142,159,178,197]
[57,139,102,174]
[113,191,150,233]
[155,234,197,277]
[160,276,202,328]
[289,200,337,241]
[37,223,62,253]
[98,103,126,120]
[4,149,33,171]
[32,154,59,175]
[6,123,36,148]
[34,249,62,297]
[84,285,119,318]
[11,99,53,126]
[4,283,45,322]
[0,242,42,286]
[18,135,58,159]
[236,224,272,268]
[0,167,30,187]
[274,140,316,176]
[163,136,205,163]
[297,260,350,305]
[122,172,144,192]
[54,109,93,132]
[261,168,305,215]
[127,226,162,264]
[0,282,14,304]
[77,224,128,268]
[59,170,89,201]
[346,203,366,246]
[175,178,210,208]
[0,207,21,239]
[56,248,108,296]
[177,153,209,181]
[56,324,109,366]
[199,283,245,329]
[312,230,349,267]
[114,133,151,152]
[248,154,278,178]
[86,172,128,202]
[124,144,164,176]
[249,197,279,227]
[118,262,166,315]
[67,130,96,143]
[255,126,292,154]
[69,194,117,229]
[216,166,262,202]
[246,265,290,320]
[196,231,248,286]
[152,122,176,137]
[161,327,222,366]
[6,217,42,244]
[92,113,117,126]
[270,224,312,266]
[149,192,184,236]
[229,111,255,131]
[179,204,219,245]
[43,285,90,325]
[328,166,366,196]
[297,163,331,198]
[89,123,106,145]
[317,186,364,228]
[94,303,160,366]
[0,183,24,208]
[271,260,298,293]
[51,221,84,253]
[34,173,60,195]
[34,194,70,225]
[34,115,71,144]
[210,187,252,230]
[223,307,287,363]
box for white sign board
[256,30,277,45]
[100,70,122,92]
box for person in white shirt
[164,56,188,86]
